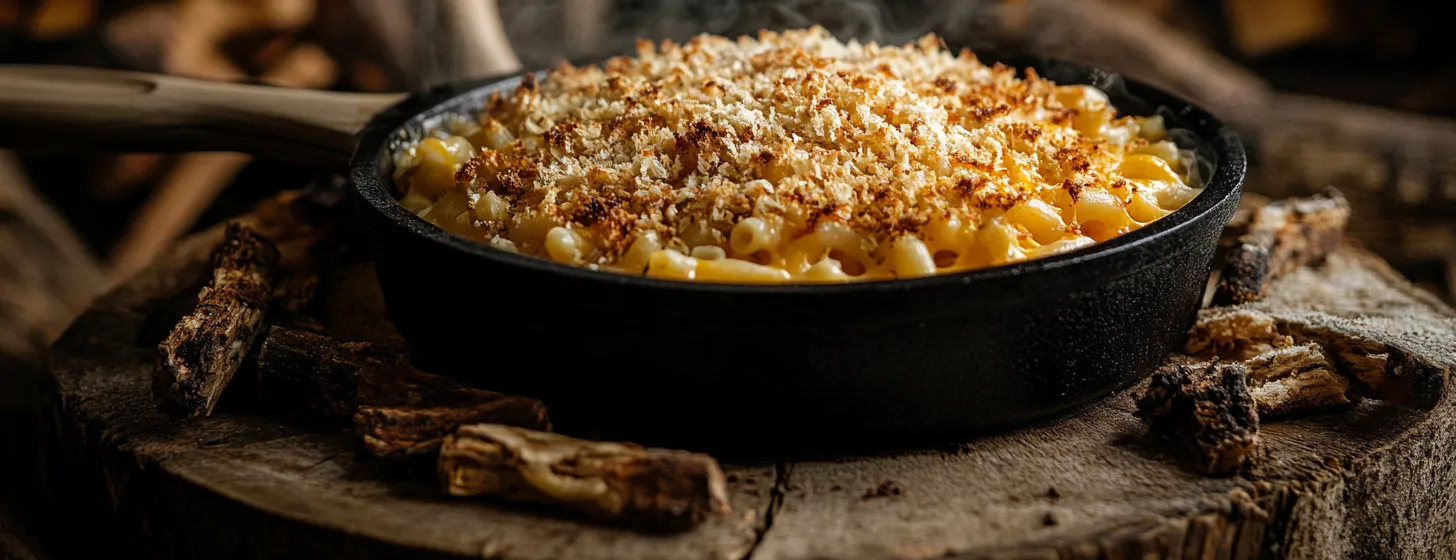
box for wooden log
[255,326,551,458]
[749,250,1456,560]
[439,424,730,532]
[41,209,1456,559]
[152,222,278,417]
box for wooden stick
[1184,307,1294,360]
[1212,189,1351,306]
[255,327,551,458]
[439,424,730,532]
[153,222,279,417]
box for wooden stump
[42,219,1456,559]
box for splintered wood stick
[255,327,551,458]
[1135,361,1260,476]
[1212,189,1351,306]
[1280,322,1449,410]
[1187,307,1450,410]
[153,222,279,417]
[1242,342,1352,418]
[439,424,730,532]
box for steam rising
[403,0,1014,89]
[500,0,1010,65]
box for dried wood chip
[1189,308,1450,411]
[153,222,279,417]
[1243,343,1352,418]
[438,424,730,532]
[1135,361,1260,475]
[1212,189,1351,306]
[255,327,551,457]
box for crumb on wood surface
[862,479,904,499]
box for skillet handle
[0,65,407,167]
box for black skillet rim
[349,54,1246,295]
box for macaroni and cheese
[393,27,1202,283]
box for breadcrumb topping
[395,26,1196,278]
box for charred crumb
[439,424,730,532]
[863,480,904,499]
[1042,512,1057,526]
[1135,361,1259,476]
[1046,486,1060,500]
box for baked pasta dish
[393,27,1203,283]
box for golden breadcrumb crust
[419,27,1182,263]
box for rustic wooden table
[41,217,1456,560]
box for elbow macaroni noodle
[392,28,1203,284]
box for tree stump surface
[43,220,1456,560]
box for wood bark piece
[42,210,1456,559]
[1190,307,1451,410]
[1243,343,1352,418]
[153,222,279,417]
[1212,189,1351,306]
[439,424,730,532]
[256,327,551,458]
[1135,361,1260,475]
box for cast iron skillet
[0,53,1244,452]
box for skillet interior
[349,54,1245,453]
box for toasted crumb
[398,27,1197,278]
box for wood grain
[754,250,1455,560]
[40,203,1456,558]
[0,65,402,166]
[43,220,772,560]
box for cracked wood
[41,200,1456,559]
[152,222,279,417]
